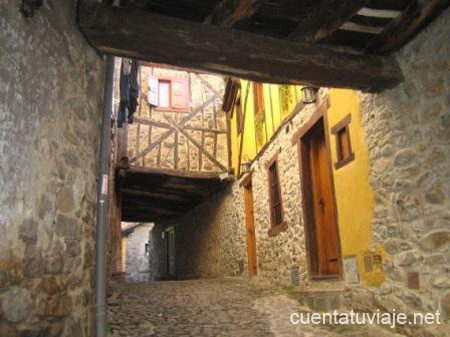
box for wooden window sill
[268,221,288,237]
[334,152,355,170]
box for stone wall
[160,184,247,279]
[357,8,450,322]
[159,93,326,282]
[124,223,153,282]
[0,1,104,336]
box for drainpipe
[95,54,115,337]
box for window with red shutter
[154,77,190,113]
[171,79,188,111]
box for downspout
[95,55,115,337]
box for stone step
[294,288,345,312]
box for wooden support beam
[356,7,401,19]
[365,0,450,55]
[78,1,404,91]
[286,0,370,43]
[339,22,384,34]
[204,0,264,27]
[164,116,228,172]
[134,118,226,134]
[131,95,217,163]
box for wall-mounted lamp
[240,161,252,174]
[161,231,165,240]
[301,87,319,104]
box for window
[222,78,240,116]
[331,114,354,169]
[158,81,170,108]
[236,95,244,135]
[147,75,190,112]
[266,154,284,230]
[253,82,265,148]
[253,82,264,115]
[279,84,294,119]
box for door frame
[240,174,258,276]
[166,227,176,278]
[292,99,343,280]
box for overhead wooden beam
[365,0,450,55]
[356,7,401,19]
[339,22,384,34]
[286,0,370,43]
[204,0,264,27]
[78,1,403,91]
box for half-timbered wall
[125,64,228,173]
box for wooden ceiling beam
[365,0,450,55]
[204,0,264,27]
[78,1,404,91]
[286,0,370,43]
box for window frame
[253,82,265,116]
[331,114,354,170]
[265,151,287,236]
[154,76,190,113]
[235,93,244,135]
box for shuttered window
[267,159,283,227]
[331,114,354,169]
[150,76,190,112]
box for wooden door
[244,181,258,276]
[305,122,340,276]
[167,230,176,277]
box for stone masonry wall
[0,1,104,336]
[357,9,450,322]
[166,184,248,279]
[161,92,328,283]
[124,223,153,282]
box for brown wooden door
[307,123,340,276]
[244,181,258,276]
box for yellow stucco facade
[230,83,385,287]
[230,81,303,174]
[327,89,385,287]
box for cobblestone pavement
[106,278,388,337]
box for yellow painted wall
[327,89,385,287]
[230,81,302,174]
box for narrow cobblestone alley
[106,278,392,337]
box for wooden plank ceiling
[121,0,448,54]
[118,167,231,222]
[79,0,448,91]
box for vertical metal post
[95,54,115,337]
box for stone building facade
[123,223,154,283]
[0,1,105,336]
[154,9,450,333]
[357,8,450,322]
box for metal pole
[95,54,115,337]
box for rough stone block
[56,187,75,214]
[24,245,43,278]
[47,296,73,317]
[55,214,80,239]
[1,287,33,323]
[419,230,450,252]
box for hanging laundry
[118,58,140,128]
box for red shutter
[148,75,159,106]
[171,78,189,111]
